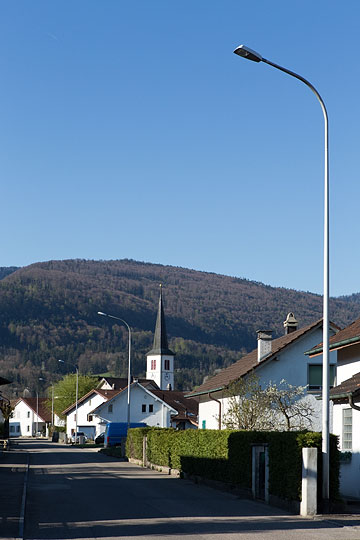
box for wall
[337,343,360,384]
[333,402,360,499]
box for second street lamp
[233,44,330,507]
[98,311,132,432]
[58,359,79,442]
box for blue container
[104,422,146,448]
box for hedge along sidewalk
[126,427,340,506]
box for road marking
[18,454,29,540]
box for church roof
[147,286,174,356]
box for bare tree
[221,374,314,431]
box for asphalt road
[3,439,360,540]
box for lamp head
[234,45,262,63]
[98,311,107,317]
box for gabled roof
[307,317,360,356]
[15,397,52,423]
[97,377,158,391]
[330,372,360,402]
[62,388,121,415]
[147,286,174,356]
[186,319,327,397]
[151,390,198,418]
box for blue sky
[1,1,359,297]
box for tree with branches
[221,374,314,431]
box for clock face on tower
[164,373,170,381]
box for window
[27,411,30,418]
[88,415,93,421]
[149,404,153,413]
[342,408,352,450]
[142,404,146,413]
[308,364,336,390]
[10,425,15,433]
[151,359,156,370]
[27,426,30,432]
[16,425,20,433]
[164,359,170,370]
[108,404,113,413]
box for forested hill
[1,258,360,397]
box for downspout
[208,392,222,430]
[348,394,360,412]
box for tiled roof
[330,372,360,401]
[16,397,52,422]
[186,319,324,397]
[151,390,198,417]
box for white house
[9,397,52,437]
[187,313,339,431]
[308,317,360,500]
[62,387,122,441]
[90,381,198,429]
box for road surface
[2,439,360,540]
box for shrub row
[127,428,340,502]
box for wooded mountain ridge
[1,259,360,397]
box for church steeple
[147,285,174,356]
[146,286,175,390]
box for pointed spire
[147,285,174,356]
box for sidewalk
[0,448,28,540]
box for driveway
[3,439,360,540]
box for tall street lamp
[233,45,330,507]
[98,312,132,431]
[58,359,79,442]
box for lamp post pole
[98,312,132,431]
[58,360,79,442]
[233,45,330,506]
[36,391,39,437]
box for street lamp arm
[97,312,131,334]
[261,58,328,123]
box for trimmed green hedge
[127,428,340,502]
[126,427,152,460]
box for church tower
[146,286,175,390]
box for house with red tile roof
[9,397,52,437]
[187,313,339,431]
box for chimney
[257,330,273,362]
[283,312,298,335]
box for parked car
[95,432,105,445]
[71,431,87,444]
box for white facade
[198,324,337,431]
[330,343,360,499]
[9,399,48,437]
[92,383,176,428]
[65,391,108,440]
[146,354,174,391]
